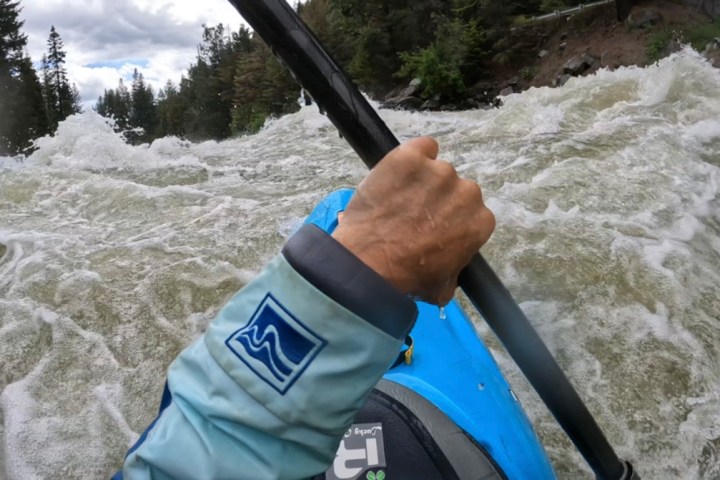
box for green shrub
[685,20,720,51]
[520,66,534,81]
[231,107,267,136]
[397,18,474,100]
[399,47,466,100]
[646,29,673,63]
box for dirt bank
[503,0,715,93]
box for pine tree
[93,78,133,132]
[0,0,50,154]
[43,26,81,130]
[111,79,131,130]
[128,68,156,143]
[179,24,243,140]
[69,83,82,113]
[40,54,55,125]
[231,36,299,135]
[95,94,106,116]
[155,80,188,138]
[12,57,49,148]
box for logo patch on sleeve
[327,423,387,480]
[225,293,327,394]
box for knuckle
[459,179,483,203]
[433,159,457,179]
[476,208,496,244]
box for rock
[705,46,720,66]
[381,95,424,110]
[559,41,567,51]
[560,32,568,41]
[582,53,599,69]
[538,49,549,58]
[396,96,425,110]
[383,85,404,102]
[563,55,589,75]
[707,50,720,68]
[399,78,422,98]
[663,38,683,58]
[626,8,663,29]
[383,78,422,104]
[0,243,5,259]
[382,78,424,109]
[471,84,498,105]
[704,37,720,53]
[472,94,494,106]
[499,86,514,96]
[556,74,572,86]
[560,53,598,76]
[398,96,425,110]
[421,96,442,111]
[301,89,313,106]
[507,76,519,86]
[471,80,494,94]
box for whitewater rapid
[1,49,719,479]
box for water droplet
[439,307,446,320]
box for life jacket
[317,379,507,480]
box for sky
[21,0,246,110]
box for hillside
[400,0,720,107]
[88,0,720,144]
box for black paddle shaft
[226,1,638,479]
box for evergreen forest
[97,0,589,144]
[0,0,81,156]
[1,0,601,152]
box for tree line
[95,0,589,145]
[2,0,594,153]
[95,23,299,143]
[0,0,82,156]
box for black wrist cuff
[282,224,417,340]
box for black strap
[391,335,413,369]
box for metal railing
[529,0,613,22]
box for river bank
[382,0,720,110]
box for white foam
[683,119,720,144]
[2,48,720,479]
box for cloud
[20,0,245,107]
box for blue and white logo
[225,293,327,394]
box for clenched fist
[332,137,495,305]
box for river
[1,49,719,479]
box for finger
[402,136,439,160]
[477,207,496,247]
[430,158,458,180]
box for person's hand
[332,137,495,305]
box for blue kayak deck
[305,189,556,479]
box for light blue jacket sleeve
[117,225,417,480]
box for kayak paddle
[225,2,639,479]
